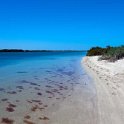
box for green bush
[103,46,124,62]
[87,47,106,56]
[87,45,124,62]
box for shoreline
[82,56,124,124]
[0,52,98,124]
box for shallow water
[0,52,96,124]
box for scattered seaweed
[39,107,44,111]
[56,68,74,76]
[18,90,22,92]
[1,118,14,124]
[27,100,33,104]
[6,103,16,112]
[1,98,8,102]
[0,88,5,92]
[48,97,52,98]
[23,120,35,124]
[30,83,40,86]
[32,100,41,103]
[24,115,31,119]
[34,87,40,90]
[56,98,60,100]
[46,90,54,97]
[45,85,52,88]
[34,77,39,80]
[38,102,43,105]
[16,100,19,102]
[46,70,52,73]
[52,89,58,92]
[39,116,49,120]
[8,103,16,108]
[31,105,38,112]
[37,92,42,96]
[20,80,31,84]
[6,107,15,112]
[7,91,17,94]
[16,86,24,89]
[44,105,48,108]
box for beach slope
[82,56,124,124]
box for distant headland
[0,49,86,52]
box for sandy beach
[82,56,124,124]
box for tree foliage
[87,45,124,62]
[87,47,106,56]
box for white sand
[49,82,98,124]
[82,56,124,124]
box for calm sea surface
[0,52,85,67]
[0,52,96,124]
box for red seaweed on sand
[23,119,35,124]
[1,118,14,124]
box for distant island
[0,49,86,52]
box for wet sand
[82,56,124,124]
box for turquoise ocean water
[0,52,96,123]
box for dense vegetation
[87,45,124,62]
[87,47,107,56]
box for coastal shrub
[106,46,124,61]
[86,47,106,56]
[87,45,124,62]
[102,46,124,62]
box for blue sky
[0,0,124,50]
